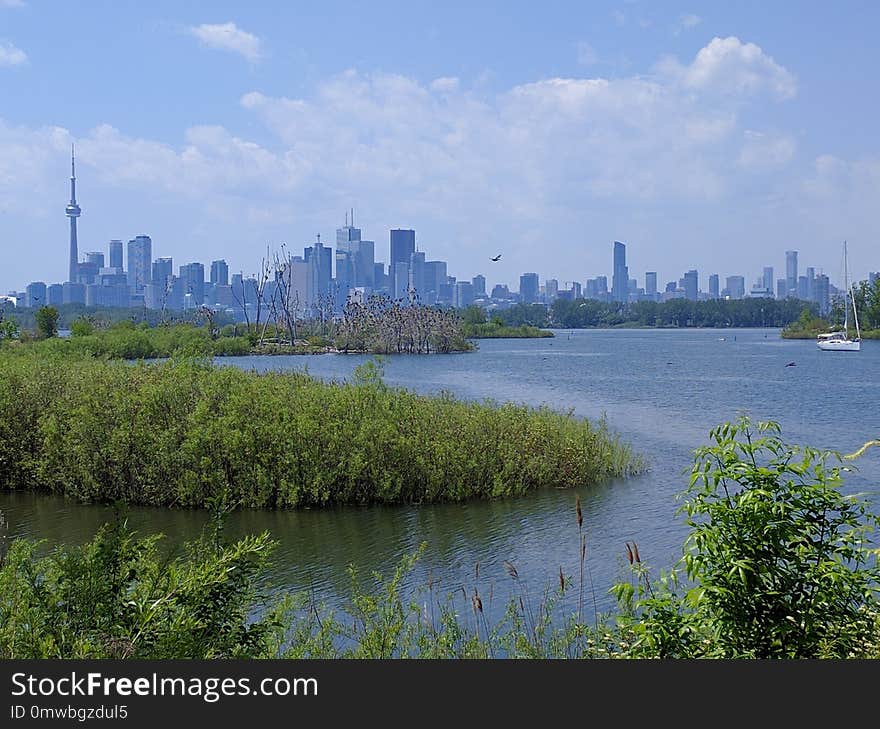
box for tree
[34,306,59,339]
[613,417,880,658]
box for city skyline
[2,2,879,292]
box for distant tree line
[487,297,817,329]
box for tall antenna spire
[66,143,82,282]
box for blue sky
[1,0,878,294]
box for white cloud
[680,14,702,29]
[0,41,27,66]
[737,130,796,170]
[430,76,459,92]
[576,42,599,66]
[658,36,796,100]
[0,0,26,7]
[188,22,262,63]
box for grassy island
[0,349,642,509]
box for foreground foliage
[1,417,877,658]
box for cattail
[475,561,480,581]
[632,542,641,564]
[625,542,634,565]
[576,495,583,529]
[472,590,483,614]
[519,596,525,614]
[503,560,519,579]
[559,566,565,592]
[580,535,586,562]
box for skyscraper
[210,259,229,286]
[785,250,798,297]
[683,269,698,301]
[179,262,205,308]
[709,274,720,299]
[109,240,124,270]
[336,210,361,254]
[65,146,81,283]
[611,241,628,303]
[127,235,152,292]
[409,251,426,299]
[519,273,539,303]
[762,267,774,294]
[645,272,658,298]
[390,229,415,293]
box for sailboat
[817,241,861,351]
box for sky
[1,0,879,295]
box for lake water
[2,328,879,623]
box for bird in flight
[785,361,796,367]
[490,254,502,261]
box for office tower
[519,272,539,303]
[179,262,205,308]
[805,267,815,301]
[210,259,229,287]
[785,250,798,297]
[425,261,447,295]
[814,274,830,315]
[336,210,361,254]
[611,241,628,303]
[453,281,474,308]
[353,240,375,288]
[26,282,47,309]
[389,229,415,293]
[47,283,63,306]
[595,275,608,296]
[543,278,557,301]
[65,146,81,283]
[127,235,152,292]
[86,252,105,269]
[109,239,124,270]
[472,274,487,297]
[775,279,785,299]
[683,269,698,301]
[392,261,410,300]
[76,259,99,285]
[797,275,809,300]
[490,283,510,299]
[62,281,85,305]
[708,274,719,299]
[585,279,598,299]
[373,263,387,291]
[645,272,658,298]
[304,234,332,307]
[408,251,426,300]
[762,267,774,294]
[152,257,173,289]
[335,249,354,307]
[725,275,745,299]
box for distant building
[519,272,539,304]
[683,269,698,301]
[26,281,47,308]
[389,229,415,294]
[762,266,774,294]
[109,239,124,270]
[611,241,628,303]
[544,278,558,301]
[472,274,487,297]
[62,281,85,305]
[210,259,229,287]
[47,283,63,306]
[776,278,787,299]
[814,273,830,315]
[409,251,426,300]
[179,262,205,308]
[453,281,474,308]
[708,273,719,299]
[645,272,658,298]
[724,275,745,299]
[127,235,152,292]
[785,250,798,298]
[86,252,105,269]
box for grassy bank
[463,322,554,338]
[2,418,877,659]
[0,350,642,508]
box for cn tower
[66,144,81,283]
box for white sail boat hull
[817,338,861,351]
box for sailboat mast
[843,241,849,336]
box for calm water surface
[2,328,879,621]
